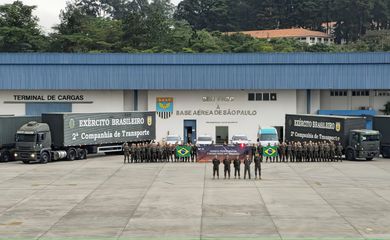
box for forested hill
[0,0,389,53]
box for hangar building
[0,53,389,143]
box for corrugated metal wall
[0,53,389,90]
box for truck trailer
[373,116,390,158]
[285,114,380,160]
[0,116,41,162]
[14,112,156,164]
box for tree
[380,102,390,115]
[0,1,47,52]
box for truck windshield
[362,135,380,142]
[16,134,36,142]
[260,134,278,141]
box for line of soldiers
[249,140,344,163]
[122,142,198,163]
[212,154,261,180]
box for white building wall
[296,90,307,114]
[310,90,321,114]
[138,90,148,111]
[148,90,297,142]
[0,90,125,115]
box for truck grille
[18,146,33,151]
[20,153,31,159]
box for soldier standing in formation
[223,154,231,179]
[244,155,252,179]
[254,154,262,179]
[212,155,220,179]
[336,143,343,162]
[123,142,130,164]
[233,156,241,179]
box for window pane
[256,93,262,101]
[248,93,255,101]
[271,93,277,101]
[263,93,270,101]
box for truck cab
[14,121,52,164]
[347,130,380,160]
[257,127,279,146]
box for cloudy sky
[0,0,182,32]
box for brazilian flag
[176,146,191,158]
[263,146,278,157]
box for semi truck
[0,116,41,162]
[373,116,390,158]
[14,112,156,164]
[285,114,380,160]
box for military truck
[14,112,156,164]
[0,116,41,162]
[285,114,380,160]
[373,116,390,158]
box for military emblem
[335,122,341,132]
[147,116,153,126]
[156,97,174,119]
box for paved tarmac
[1,157,390,240]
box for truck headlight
[14,153,18,157]
[31,154,35,158]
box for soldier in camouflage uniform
[336,142,343,162]
[123,142,130,164]
[286,141,292,162]
[319,142,325,162]
[313,142,319,162]
[329,141,336,162]
[308,141,314,162]
[324,142,330,162]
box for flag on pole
[263,146,278,157]
[176,146,191,158]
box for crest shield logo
[147,116,153,126]
[335,122,341,132]
[156,97,173,119]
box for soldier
[123,142,130,164]
[324,142,330,162]
[244,155,252,179]
[212,155,220,179]
[233,156,241,179]
[279,142,286,162]
[310,142,314,162]
[190,144,196,162]
[147,143,152,163]
[251,144,257,161]
[193,144,198,162]
[223,154,231,179]
[336,142,343,162]
[139,143,144,163]
[286,142,292,162]
[254,154,262,179]
[151,143,157,162]
[129,143,135,163]
[330,141,336,162]
[291,142,297,162]
[319,141,325,162]
[313,142,319,162]
[302,142,307,162]
[174,143,179,162]
[296,142,302,162]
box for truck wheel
[346,149,355,161]
[1,152,10,162]
[22,160,30,164]
[78,149,87,160]
[366,157,374,161]
[40,152,50,164]
[382,147,390,158]
[67,148,77,161]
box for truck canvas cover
[42,112,156,147]
[285,114,366,146]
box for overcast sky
[0,0,182,32]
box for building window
[352,90,369,97]
[255,93,262,101]
[270,93,277,101]
[248,93,255,101]
[310,37,315,43]
[249,92,277,101]
[330,90,347,97]
[263,93,270,101]
[375,90,390,97]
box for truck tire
[366,157,374,161]
[40,152,50,164]
[382,147,390,158]
[67,148,77,161]
[346,149,356,161]
[22,160,30,164]
[78,149,87,160]
[1,151,11,162]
